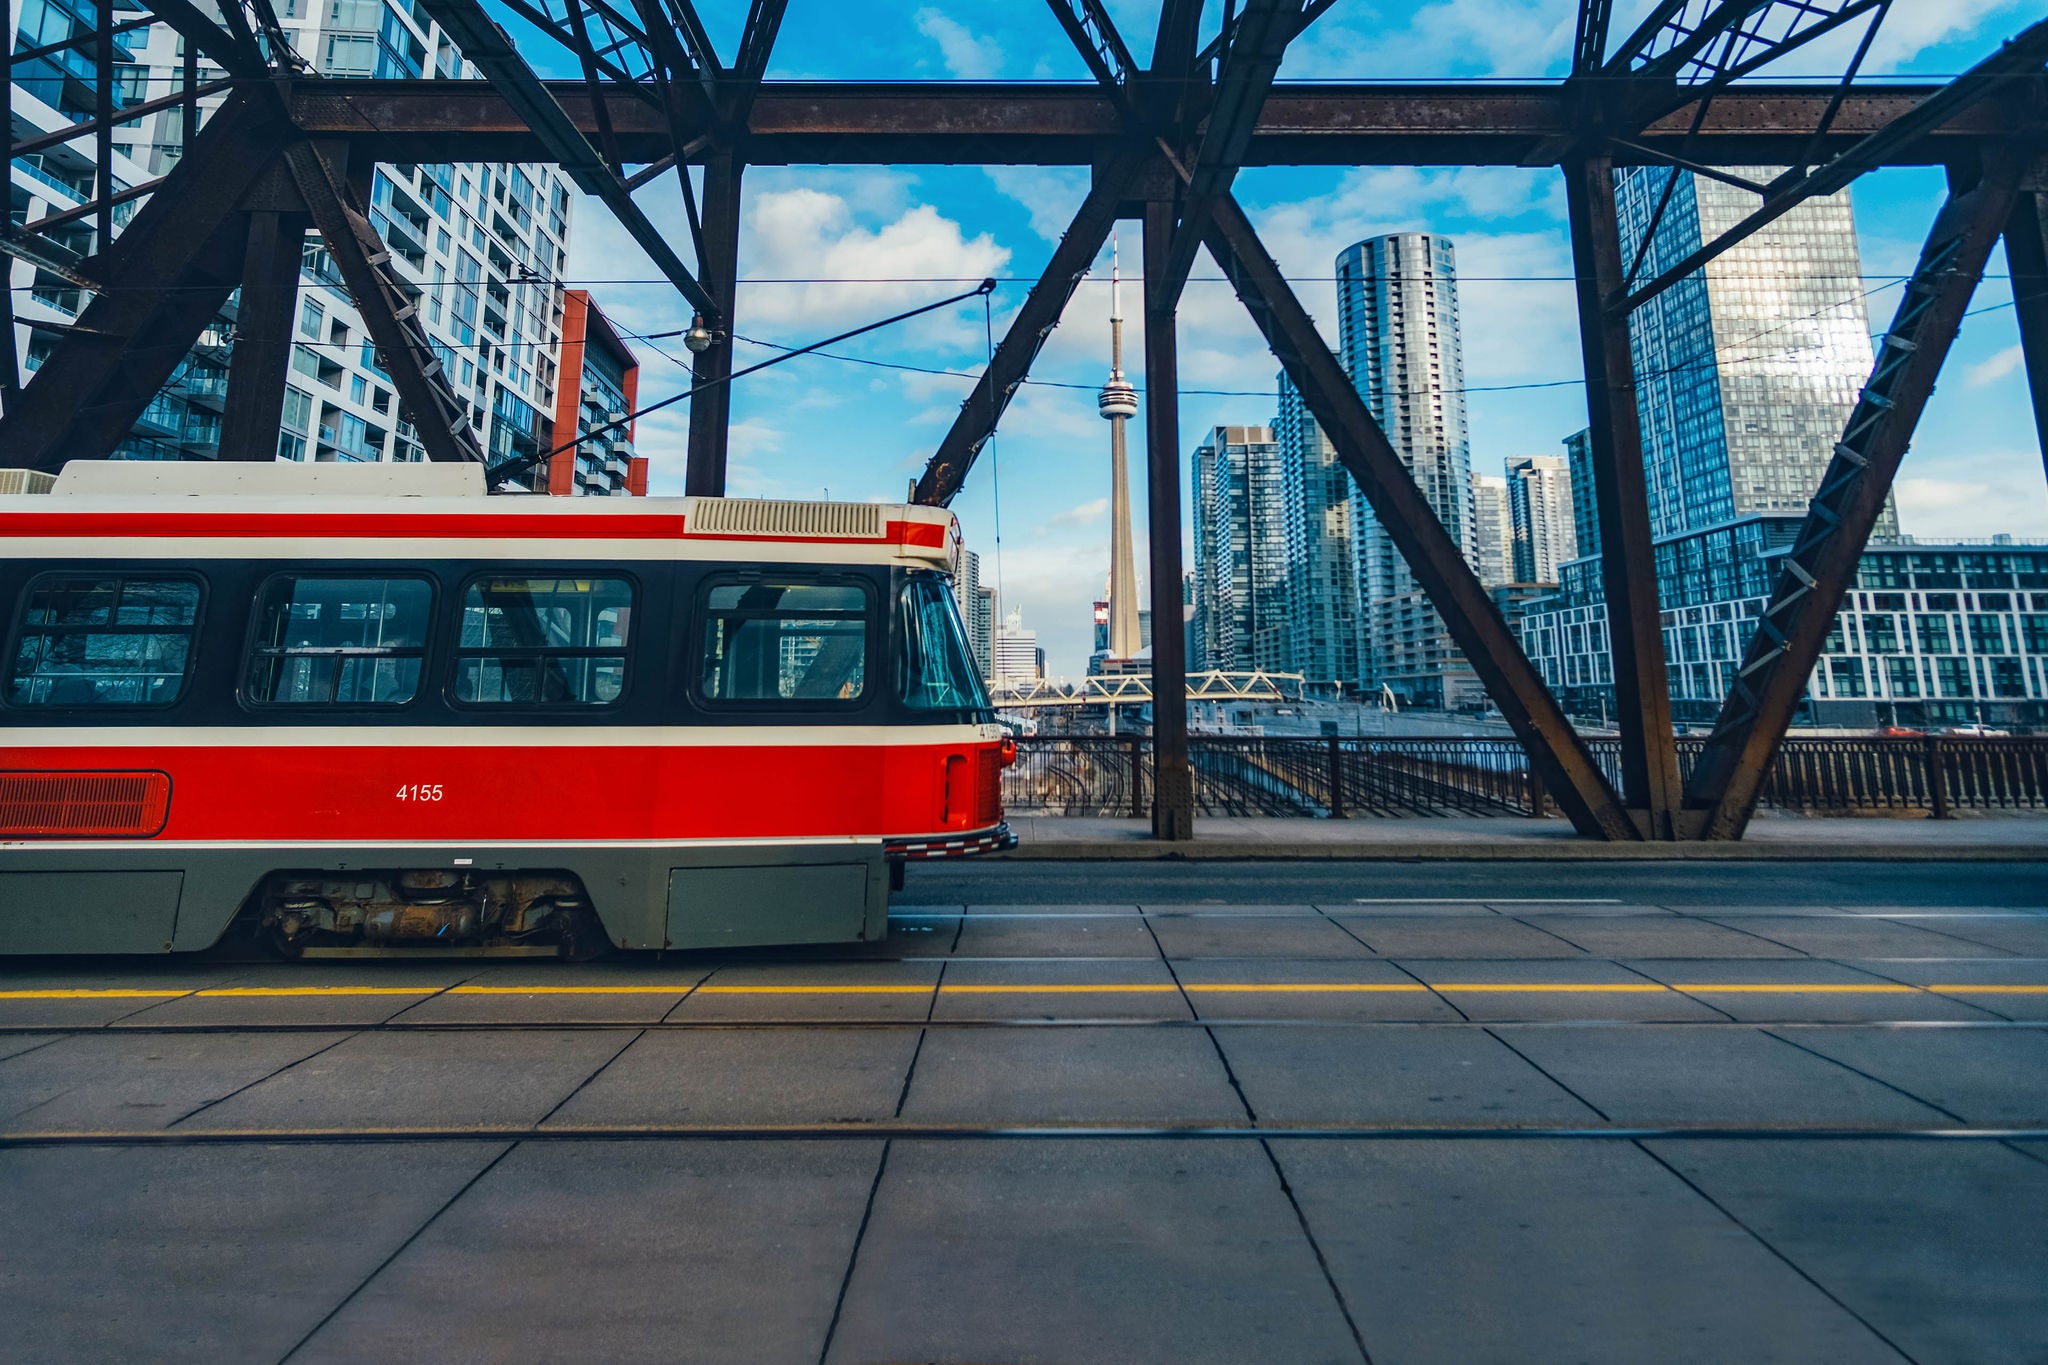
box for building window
[299,298,323,339]
[281,386,313,433]
[1991,657,2027,699]
[1968,615,2006,654]
[697,580,870,704]
[1885,656,1919,698]
[6,575,202,707]
[1936,655,1973,698]
[453,576,633,706]
[244,575,431,706]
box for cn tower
[1097,238,1142,660]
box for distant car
[1940,724,2011,737]
[1876,725,1923,738]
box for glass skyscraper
[1505,454,1576,584]
[1276,374,1364,687]
[1191,424,1290,673]
[1616,166,1893,539]
[1335,233,1478,705]
[1515,167,1964,724]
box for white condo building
[7,0,582,485]
[993,608,1040,687]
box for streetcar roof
[0,461,959,568]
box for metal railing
[1003,735,2048,818]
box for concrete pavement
[2,860,2045,1362]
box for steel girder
[414,0,716,314]
[1683,156,2027,838]
[0,93,294,472]
[1566,153,1683,836]
[1142,197,1195,840]
[1202,193,1636,840]
[2008,184,2048,485]
[683,151,742,497]
[280,82,1988,167]
[1156,0,1302,298]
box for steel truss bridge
[991,671,1306,709]
[1,0,2044,844]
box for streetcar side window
[452,576,634,706]
[697,580,870,704]
[243,575,432,707]
[899,574,989,712]
[5,574,203,708]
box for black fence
[1003,735,2048,819]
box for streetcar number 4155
[396,784,445,801]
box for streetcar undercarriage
[253,868,609,958]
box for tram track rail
[4,1121,2047,1149]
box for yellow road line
[937,983,1180,993]
[197,987,440,997]
[1667,983,1918,993]
[1183,983,1425,992]
[1429,983,1670,993]
[692,984,934,995]
[448,985,700,996]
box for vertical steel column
[93,0,112,253]
[0,0,20,409]
[1564,153,1683,837]
[1143,199,1194,840]
[2005,187,2048,485]
[220,210,306,459]
[684,151,742,497]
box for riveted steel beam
[0,93,290,471]
[1566,152,1684,836]
[283,81,1987,168]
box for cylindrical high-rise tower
[1098,238,1142,660]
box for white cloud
[1285,0,1576,79]
[1896,453,2048,538]
[1967,344,2026,388]
[740,188,1010,349]
[1043,496,1109,531]
[914,8,1005,79]
[1863,0,2033,67]
[983,166,1091,244]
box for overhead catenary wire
[483,276,996,487]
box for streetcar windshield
[898,574,989,713]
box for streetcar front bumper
[884,823,1017,860]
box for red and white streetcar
[0,461,1013,955]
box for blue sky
[521,0,2048,677]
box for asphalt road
[2,859,2045,1363]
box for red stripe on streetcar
[0,512,949,548]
